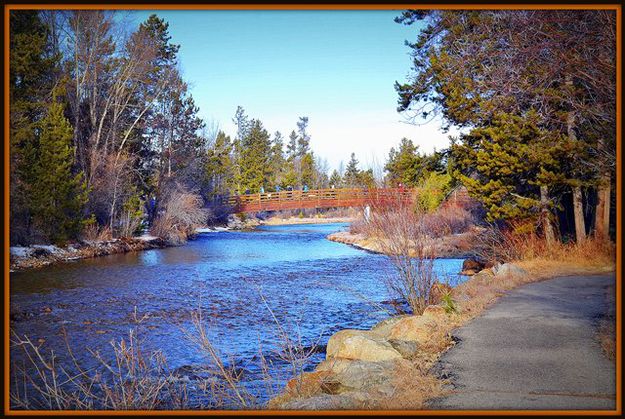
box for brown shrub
[151,184,208,245]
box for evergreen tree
[329,169,342,188]
[452,111,566,226]
[238,120,271,192]
[205,131,233,197]
[296,116,310,156]
[269,131,286,189]
[29,97,88,243]
[343,153,361,187]
[9,10,60,243]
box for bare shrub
[10,310,189,410]
[81,216,113,242]
[152,183,208,244]
[421,205,475,237]
[368,202,438,315]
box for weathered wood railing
[224,187,417,213]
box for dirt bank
[326,227,484,259]
[9,236,168,272]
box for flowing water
[10,223,466,407]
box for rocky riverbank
[9,236,167,272]
[268,255,615,410]
[326,227,485,259]
[267,262,530,410]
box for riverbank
[9,236,168,272]
[268,257,615,410]
[326,227,484,259]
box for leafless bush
[152,183,208,244]
[10,310,189,410]
[368,203,439,315]
[421,205,475,238]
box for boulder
[388,339,419,359]
[387,315,436,343]
[326,329,402,362]
[284,370,336,397]
[492,262,528,278]
[461,257,485,274]
[315,358,396,390]
[370,315,410,338]
[279,392,369,410]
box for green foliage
[329,169,342,188]
[29,98,87,244]
[385,138,446,187]
[452,112,566,223]
[237,120,272,192]
[440,292,457,314]
[415,172,452,213]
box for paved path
[427,274,616,410]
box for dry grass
[377,361,446,410]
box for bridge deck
[227,187,415,213]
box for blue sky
[125,9,455,172]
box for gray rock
[492,262,528,278]
[388,339,419,359]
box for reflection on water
[10,223,466,405]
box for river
[9,222,466,407]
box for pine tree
[452,111,566,227]
[329,169,342,188]
[269,131,286,189]
[29,97,87,243]
[9,10,60,244]
[344,153,361,187]
[205,131,233,197]
[238,119,272,193]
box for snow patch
[32,244,63,254]
[195,226,229,233]
[10,247,33,258]
[138,235,159,241]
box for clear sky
[126,9,456,172]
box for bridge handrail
[224,187,418,208]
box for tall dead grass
[477,221,615,268]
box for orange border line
[4,2,622,417]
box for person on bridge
[260,186,265,194]
[303,184,309,193]
[276,185,281,192]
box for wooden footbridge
[226,187,415,213]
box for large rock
[326,329,402,362]
[279,392,369,410]
[370,315,410,338]
[315,358,396,390]
[461,257,485,275]
[387,315,436,343]
[492,262,528,278]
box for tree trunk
[565,79,586,244]
[540,185,556,247]
[594,174,611,241]
[572,185,586,242]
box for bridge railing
[226,187,417,212]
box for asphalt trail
[427,274,616,410]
